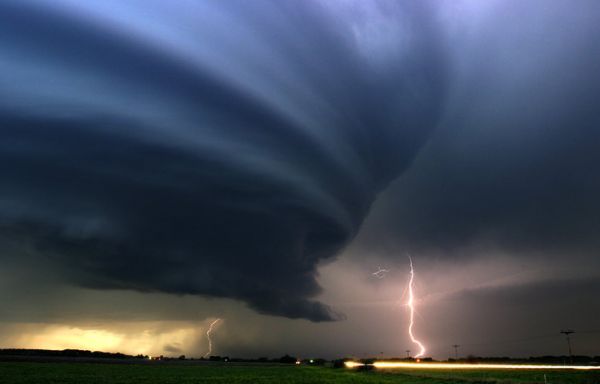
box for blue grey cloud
[0,0,447,320]
[355,0,600,262]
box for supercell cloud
[2,0,599,334]
[0,0,446,321]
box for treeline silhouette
[2,349,599,365]
[0,349,316,364]
[0,349,146,359]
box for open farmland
[0,362,598,384]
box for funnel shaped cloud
[0,1,446,320]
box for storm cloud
[356,0,600,262]
[0,0,447,321]
[2,0,600,341]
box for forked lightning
[407,255,426,358]
[204,318,222,358]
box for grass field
[0,362,598,384]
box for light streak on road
[345,361,600,370]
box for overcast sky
[1,0,599,359]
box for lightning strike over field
[204,318,222,358]
[407,256,426,358]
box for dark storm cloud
[0,1,447,320]
[438,277,600,356]
[359,0,600,260]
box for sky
[1,0,599,360]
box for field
[0,362,598,384]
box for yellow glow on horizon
[346,361,600,371]
[22,327,123,352]
[6,322,206,356]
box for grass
[377,367,600,384]
[0,362,598,384]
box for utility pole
[560,329,575,364]
[405,350,411,359]
[452,344,460,360]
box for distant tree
[332,359,346,369]
[279,354,297,364]
[310,358,326,366]
[466,354,479,362]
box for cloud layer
[356,0,600,262]
[0,1,447,321]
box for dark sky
[1,0,599,359]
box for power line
[452,344,460,359]
[461,333,558,347]
[453,329,599,355]
[560,329,575,364]
[577,330,600,334]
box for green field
[0,362,598,384]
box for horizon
[3,347,600,362]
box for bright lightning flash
[204,318,222,358]
[407,256,426,358]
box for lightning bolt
[372,266,389,279]
[407,255,426,358]
[204,318,221,358]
